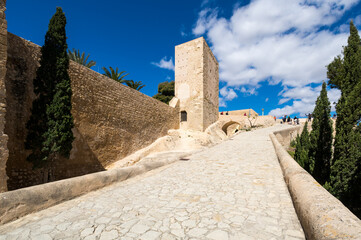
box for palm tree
[68,49,96,68]
[125,80,145,91]
[102,66,129,83]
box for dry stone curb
[0,154,184,225]
[270,129,361,240]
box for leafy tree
[68,48,96,68]
[294,122,311,172]
[102,66,129,83]
[327,21,361,216]
[26,7,74,167]
[309,82,333,185]
[125,80,145,91]
[153,81,174,104]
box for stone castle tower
[174,37,219,132]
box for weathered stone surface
[0,126,305,239]
[270,128,361,239]
[0,151,180,225]
[0,0,8,193]
[175,37,219,132]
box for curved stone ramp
[270,128,361,240]
[0,125,304,239]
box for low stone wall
[273,126,302,147]
[0,156,180,225]
[270,128,361,239]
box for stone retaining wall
[0,0,8,193]
[3,32,179,190]
[270,127,361,239]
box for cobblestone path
[0,125,305,240]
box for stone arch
[221,121,240,136]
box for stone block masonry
[68,61,179,166]
[175,37,219,132]
[0,0,8,193]
[3,32,178,190]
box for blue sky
[6,0,361,117]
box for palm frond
[102,66,130,84]
[68,48,96,68]
[125,80,145,91]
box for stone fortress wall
[175,37,219,131]
[1,30,179,191]
[0,0,8,192]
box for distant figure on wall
[274,116,276,121]
[307,113,312,122]
[282,115,286,123]
[244,113,247,116]
[287,116,291,124]
[220,111,223,115]
[293,116,299,125]
[226,111,229,115]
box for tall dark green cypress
[309,82,333,185]
[327,21,361,216]
[294,122,311,172]
[26,7,74,166]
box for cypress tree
[329,21,361,166]
[327,21,361,216]
[309,82,333,185]
[294,135,304,167]
[25,7,74,167]
[294,122,311,172]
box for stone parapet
[270,127,361,239]
[273,126,302,147]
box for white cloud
[279,98,291,105]
[220,86,238,101]
[240,86,258,95]
[180,24,188,37]
[219,97,227,107]
[354,15,361,26]
[192,0,358,114]
[265,98,269,102]
[201,0,210,7]
[192,8,218,35]
[152,57,175,71]
[269,87,341,117]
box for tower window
[181,111,187,122]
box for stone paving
[0,125,305,240]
